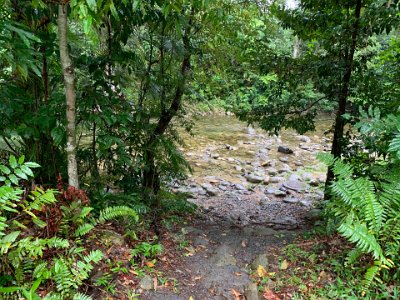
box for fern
[338,220,384,262]
[72,293,92,300]
[74,223,94,237]
[98,206,139,223]
[362,264,382,294]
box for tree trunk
[57,4,79,188]
[142,15,193,199]
[325,0,362,196]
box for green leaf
[86,0,97,12]
[9,156,17,169]
[18,155,25,164]
[8,174,18,185]
[33,217,47,228]
[0,165,10,174]
[51,127,64,146]
[25,162,41,168]
[21,165,34,177]
[14,168,28,180]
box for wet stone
[298,135,311,143]
[274,190,286,197]
[139,275,154,290]
[267,168,278,176]
[278,146,294,154]
[278,164,292,173]
[246,174,264,184]
[283,180,308,192]
[265,187,277,194]
[283,197,300,204]
[270,177,284,183]
[279,157,289,163]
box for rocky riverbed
[174,115,331,230]
[142,115,332,300]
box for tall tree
[58,4,79,188]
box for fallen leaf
[241,240,247,247]
[194,276,202,281]
[153,277,158,290]
[280,259,289,270]
[230,288,242,300]
[257,265,267,277]
[263,287,280,300]
[146,261,155,268]
[234,272,242,276]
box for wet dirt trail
[142,115,332,300]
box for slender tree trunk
[142,15,193,199]
[293,35,300,58]
[325,0,362,196]
[57,4,79,188]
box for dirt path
[142,219,299,300]
[140,116,331,299]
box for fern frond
[338,221,383,261]
[331,179,354,206]
[98,206,139,223]
[362,264,381,295]
[74,223,94,237]
[345,248,363,266]
[316,152,335,166]
[333,159,353,179]
[73,293,92,300]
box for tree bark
[57,4,79,188]
[325,0,362,196]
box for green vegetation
[0,0,399,298]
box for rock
[309,179,320,187]
[201,183,219,196]
[189,187,206,196]
[234,165,244,172]
[99,229,125,246]
[294,160,303,166]
[225,144,234,150]
[263,175,270,185]
[211,153,220,159]
[246,174,264,184]
[288,174,302,182]
[261,160,272,167]
[251,253,269,270]
[272,216,298,228]
[278,146,294,154]
[277,164,292,173]
[279,156,289,163]
[265,187,277,194]
[227,157,235,162]
[300,200,312,207]
[244,283,260,300]
[139,275,154,290]
[306,209,323,222]
[270,176,284,183]
[301,172,314,181]
[298,135,311,143]
[274,190,286,197]
[267,168,278,176]
[234,183,247,190]
[283,180,308,192]
[283,197,300,204]
[299,143,311,150]
[212,245,237,267]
